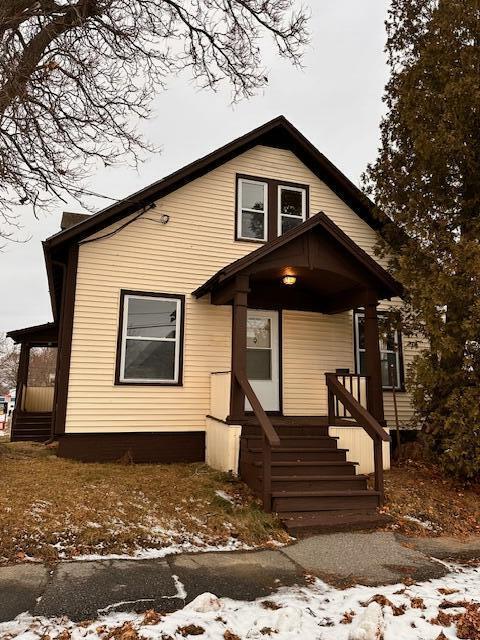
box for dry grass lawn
[0,442,289,564]
[383,460,480,538]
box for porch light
[282,275,297,286]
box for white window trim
[354,311,402,390]
[277,185,307,236]
[237,178,268,241]
[119,294,182,383]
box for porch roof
[193,212,402,313]
[7,322,58,346]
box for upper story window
[278,185,307,234]
[354,310,404,390]
[237,178,268,241]
[117,291,184,385]
[236,175,309,243]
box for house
[8,117,417,532]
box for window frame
[236,177,268,242]
[277,184,307,236]
[353,309,405,391]
[115,290,185,386]
[235,174,309,243]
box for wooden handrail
[234,371,281,447]
[326,372,389,505]
[234,371,280,513]
[326,373,389,442]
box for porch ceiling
[193,212,402,314]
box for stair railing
[234,370,280,512]
[325,372,390,505]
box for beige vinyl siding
[282,311,354,416]
[66,144,416,433]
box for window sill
[114,380,183,387]
[235,236,267,244]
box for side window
[237,179,268,241]
[117,292,184,384]
[354,311,403,390]
[278,185,307,234]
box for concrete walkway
[1,532,479,622]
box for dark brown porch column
[229,275,249,420]
[15,342,30,412]
[364,296,385,424]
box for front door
[246,310,280,412]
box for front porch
[195,213,401,531]
[7,323,58,442]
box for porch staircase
[239,420,386,535]
[10,411,52,442]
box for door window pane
[247,349,272,380]
[247,318,271,348]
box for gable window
[117,291,184,384]
[236,175,309,242]
[354,311,403,390]
[237,178,268,241]
[278,185,307,234]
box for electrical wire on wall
[78,202,170,246]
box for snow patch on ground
[214,490,235,504]
[73,536,254,561]
[1,563,479,639]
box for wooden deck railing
[331,373,368,420]
[326,372,389,504]
[234,371,280,512]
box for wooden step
[280,510,391,536]
[272,490,380,513]
[244,435,339,448]
[253,461,358,476]
[270,474,368,491]
[249,447,347,462]
[11,412,52,442]
[241,425,329,437]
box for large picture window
[354,311,403,390]
[237,178,268,241]
[117,291,184,384]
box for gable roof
[193,212,402,301]
[44,115,384,251]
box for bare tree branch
[0,0,310,238]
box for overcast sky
[0,1,389,333]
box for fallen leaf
[177,625,205,637]
[340,610,355,624]
[142,610,162,625]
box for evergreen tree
[365,0,480,479]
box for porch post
[363,296,385,424]
[229,275,250,420]
[15,342,30,412]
